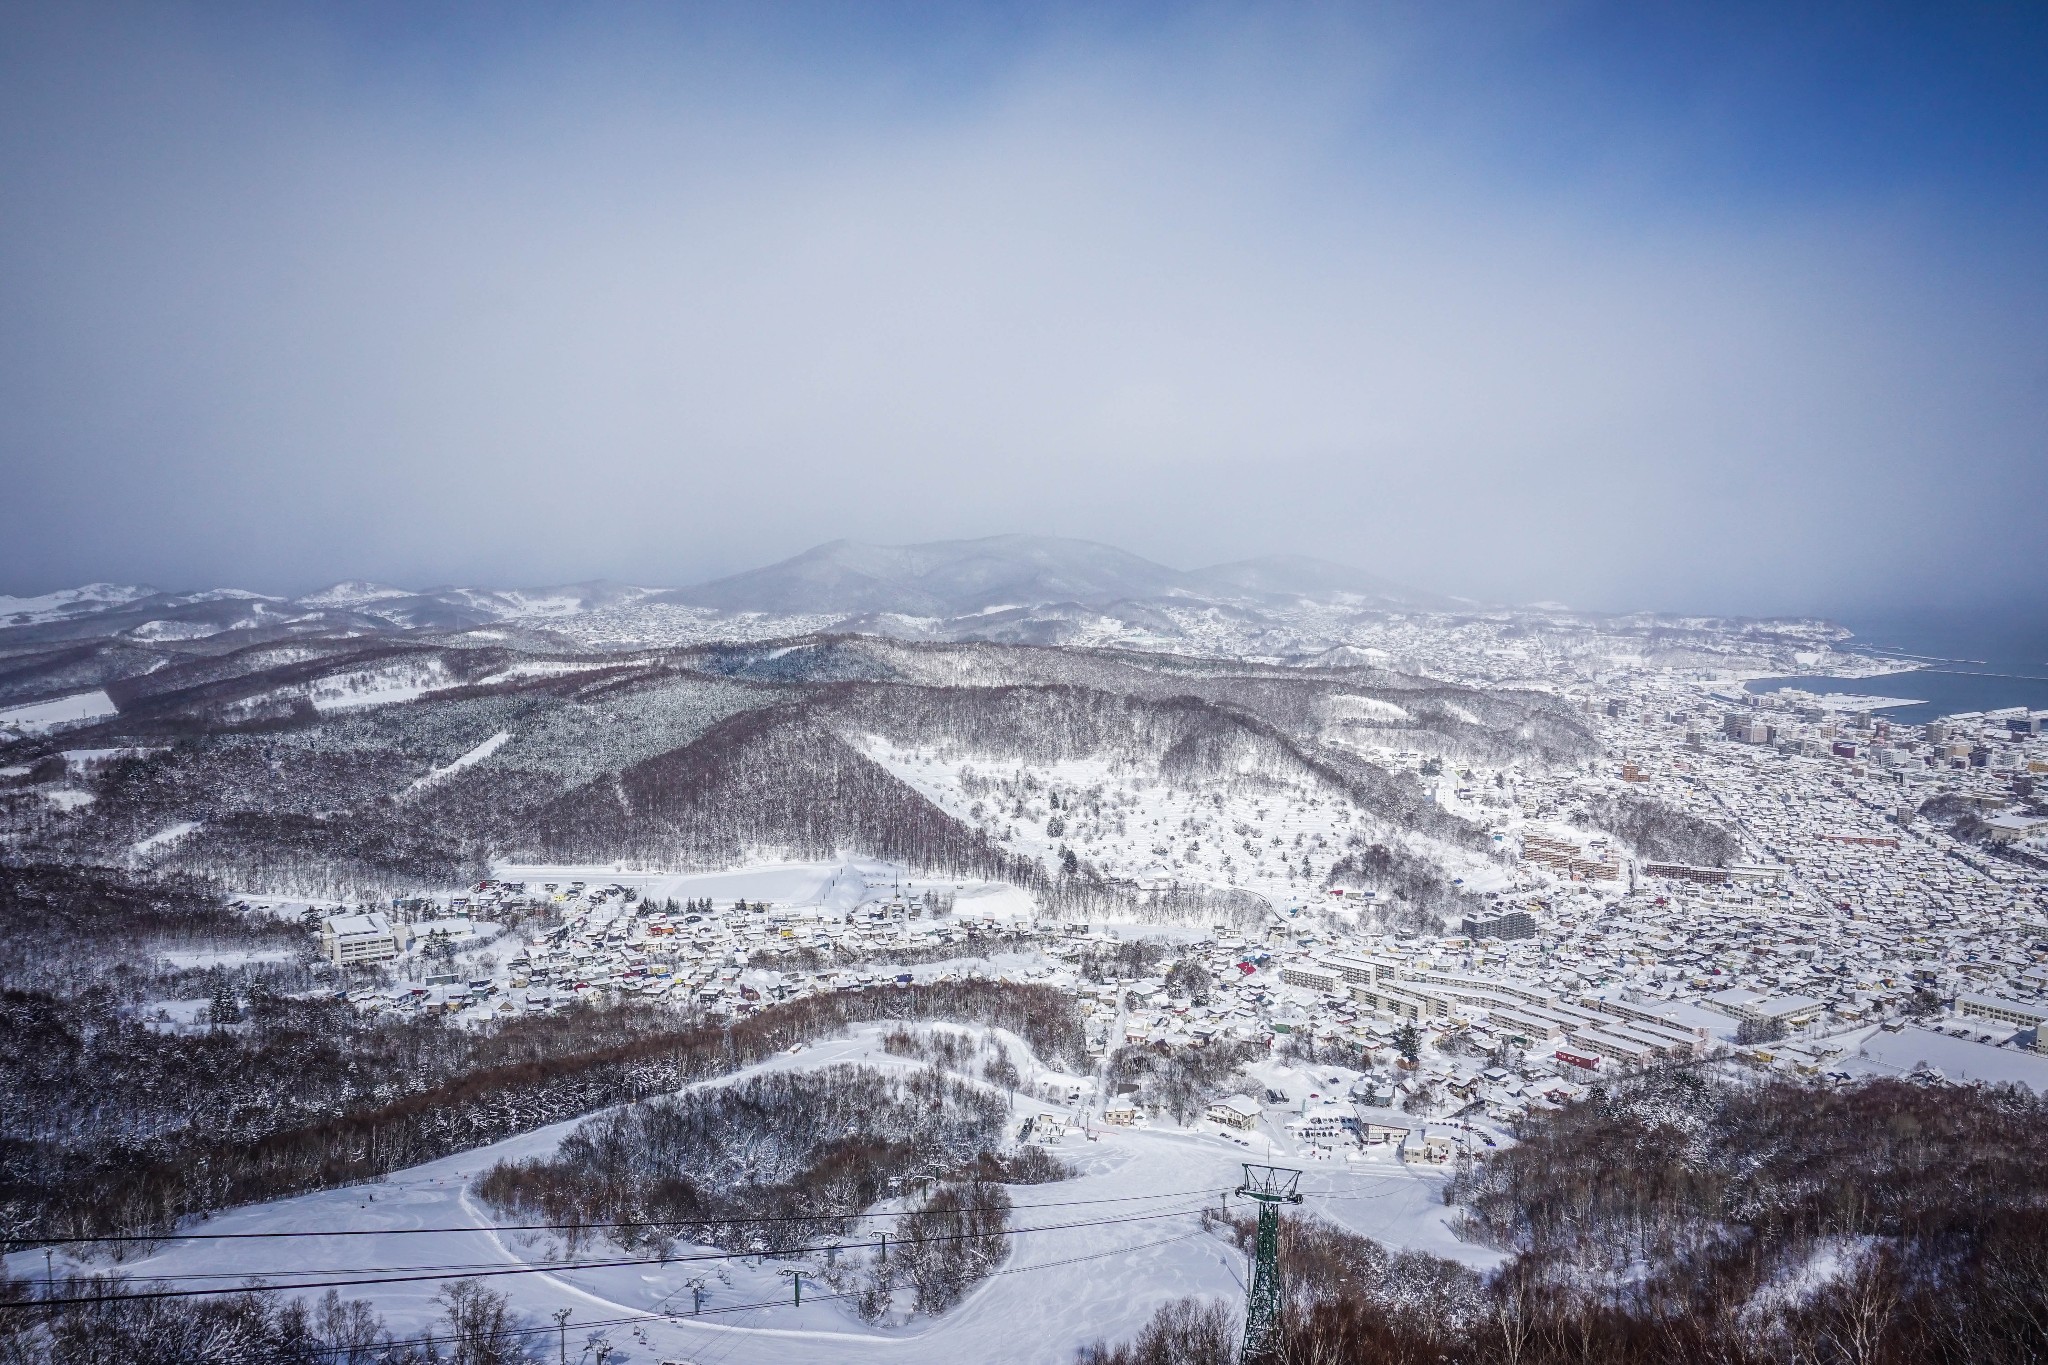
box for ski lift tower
[1235,1163,1303,1361]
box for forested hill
[2,633,1613,912]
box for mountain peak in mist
[1186,555,1462,609]
[298,581,413,608]
[658,534,1450,618]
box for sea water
[1746,606,2048,719]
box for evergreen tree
[208,974,242,1026]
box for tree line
[3,972,1087,1250]
[0,1274,542,1365]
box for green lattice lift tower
[1235,1163,1303,1361]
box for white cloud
[1,6,2041,611]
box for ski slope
[10,1026,1493,1364]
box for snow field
[473,660,619,687]
[311,659,456,714]
[130,820,204,862]
[0,689,119,734]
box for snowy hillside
[4,1021,1484,1365]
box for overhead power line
[6,1203,1219,1310]
[13,1184,1233,1249]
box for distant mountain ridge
[0,536,1452,646]
[655,535,1453,617]
[0,580,660,647]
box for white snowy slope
[490,856,998,921]
[0,584,154,624]
[297,581,416,608]
[404,732,513,793]
[129,821,203,863]
[125,619,240,642]
[853,740,1505,905]
[0,689,120,734]
[308,659,457,714]
[13,1027,1487,1364]
[471,659,621,686]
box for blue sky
[2,2,2043,612]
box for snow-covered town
[275,670,2048,1178]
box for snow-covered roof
[1856,1027,2048,1093]
[324,911,391,938]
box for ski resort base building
[1206,1094,1263,1130]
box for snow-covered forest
[2,633,1592,918]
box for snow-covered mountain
[653,535,1456,617]
[653,535,1198,617]
[0,541,1854,679]
[0,583,158,626]
[1185,554,1463,610]
[294,580,414,608]
[0,579,662,647]
[0,539,1451,652]
[291,581,660,632]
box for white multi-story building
[1957,993,2048,1039]
[322,911,402,967]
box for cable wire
[7,1203,1219,1309]
[13,1184,1232,1249]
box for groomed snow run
[130,821,202,861]
[406,732,513,793]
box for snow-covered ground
[130,820,203,862]
[1846,1025,2048,1092]
[405,731,513,793]
[854,741,1500,908]
[61,745,163,772]
[0,688,119,735]
[0,583,151,624]
[491,857,1001,923]
[152,947,298,971]
[310,659,456,714]
[229,893,346,919]
[10,1025,1488,1364]
[473,660,618,686]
